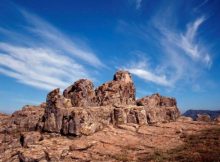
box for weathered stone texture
[63,79,96,107]
[95,71,135,106]
[136,93,180,124]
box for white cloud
[19,9,104,68]
[0,43,89,90]
[158,16,211,67]
[120,16,212,88]
[179,17,211,65]
[123,57,171,86]
[0,9,103,90]
[128,68,170,86]
[154,16,212,83]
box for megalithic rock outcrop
[136,94,180,124]
[95,70,136,106]
[41,70,180,136]
[63,79,96,107]
[62,70,136,107]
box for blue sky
[0,0,220,113]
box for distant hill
[183,110,220,120]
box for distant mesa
[183,109,220,120]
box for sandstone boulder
[112,105,147,125]
[42,71,180,135]
[62,71,136,107]
[1,105,44,134]
[136,93,176,107]
[44,106,113,136]
[20,131,43,148]
[95,70,135,106]
[43,88,148,136]
[145,106,180,124]
[63,79,96,107]
[43,88,72,133]
[43,88,114,135]
[137,94,180,124]
[18,146,47,162]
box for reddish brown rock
[136,93,161,107]
[136,93,176,107]
[43,87,146,136]
[145,106,180,124]
[1,121,220,162]
[63,71,135,107]
[63,79,96,107]
[18,147,47,162]
[44,106,113,136]
[0,113,9,120]
[42,71,180,135]
[43,88,72,133]
[0,105,44,134]
[43,88,114,135]
[2,70,220,162]
[95,70,135,106]
[137,94,180,124]
[112,105,147,125]
[20,131,43,148]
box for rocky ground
[0,71,220,162]
[1,118,220,162]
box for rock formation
[0,71,180,137]
[63,70,135,107]
[95,71,135,106]
[0,104,45,134]
[1,70,219,162]
[136,94,180,124]
[41,71,180,136]
[63,79,96,107]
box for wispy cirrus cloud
[123,53,171,86]
[158,16,212,67]
[0,43,89,90]
[128,68,170,86]
[179,17,211,66]
[157,16,212,85]
[119,14,212,88]
[19,9,104,67]
[0,8,103,90]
